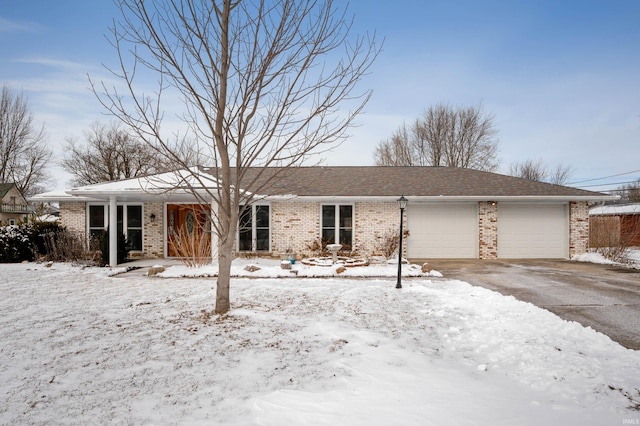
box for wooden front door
[167,204,211,257]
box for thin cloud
[12,57,89,72]
[0,16,43,33]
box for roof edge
[264,195,618,202]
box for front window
[238,204,270,252]
[88,205,106,249]
[125,205,143,251]
[87,204,143,252]
[321,204,353,249]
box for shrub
[169,223,213,268]
[41,228,89,263]
[31,221,66,256]
[373,227,409,259]
[0,224,35,263]
[374,228,399,259]
[100,229,130,266]
[0,221,97,264]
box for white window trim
[320,203,355,247]
[237,203,271,252]
[86,202,145,252]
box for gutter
[261,194,619,203]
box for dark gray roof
[218,166,608,198]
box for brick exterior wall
[271,201,320,257]
[59,201,166,259]
[143,202,165,258]
[58,199,592,260]
[59,201,86,238]
[478,201,498,259]
[354,201,400,256]
[569,201,589,258]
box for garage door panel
[498,204,567,258]
[407,204,477,258]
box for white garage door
[407,204,478,258]
[498,204,568,258]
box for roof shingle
[226,166,608,198]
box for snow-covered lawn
[1,261,639,425]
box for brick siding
[569,201,589,258]
[354,201,400,256]
[271,201,320,257]
[59,199,592,260]
[143,202,164,258]
[59,201,86,238]
[478,201,498,259]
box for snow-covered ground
[574,248,640,267]
[1,259,639,425]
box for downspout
[109,196,118,267]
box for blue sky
[1,0,639,192]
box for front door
[167,204,211,257]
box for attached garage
[497,204,568,258]
[407,203,478,258]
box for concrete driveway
[427,259,640,351]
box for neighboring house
[32,166,614,265]
[0,183,30,225]
[589,204,640,247]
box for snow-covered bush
[0,222,88,263]
[0,224,35,263]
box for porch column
[109,196,118,267]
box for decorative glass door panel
[167,204,211,257]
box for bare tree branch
[509,159,574,185]
[61,121,195,186]
[91,0,380,313]
[374,103,500,171]
[0,85,51,196]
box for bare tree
[613,179,640,203]
[547,163,574,185]
[61,121,191,186]
[509,159,574,185]
[0,85,51,196]
[92,0,379,313]
[373,125,414,166]
[508,159,547,182]
[374,103,500,171]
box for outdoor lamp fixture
[396,195,408,289]
[150,213,156,223]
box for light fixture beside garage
[396,195,408,289]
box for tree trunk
[215,241,233,314]
[98,0,379,314]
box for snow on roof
[68,168,220,194]
[29,190,100,202]
[590,203,640,216]
[32,168,224,202]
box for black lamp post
[396,195,408,289]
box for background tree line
[2,81,635,204]
[0,85,51,197]
[373,103,574,185]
